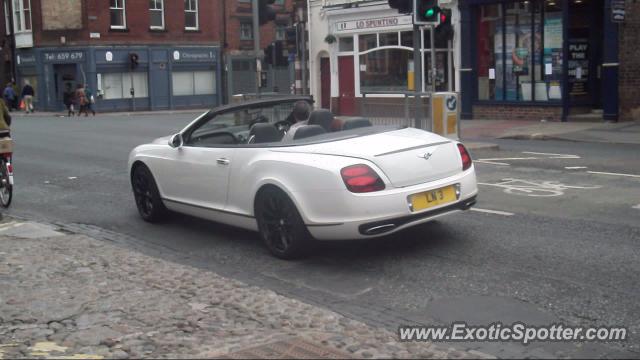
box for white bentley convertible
[129,97,477,258]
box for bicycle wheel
[0,159,12,208]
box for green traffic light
[425,8,434,17]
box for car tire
[131,164,167,223]
[255,186,311,259]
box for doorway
[567,0,603,114]
[338,56,356,116]
[54,64,77,109]
[320,57,331,109]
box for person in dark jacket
[3,84,15,112]
[63,83,75,116]
[21,81,35,113]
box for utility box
[430,92,459,140]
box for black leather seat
[249,123,282,143]
[307,109,334,132]
[293,125,326,140]
[342,117,372,130]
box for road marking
[522,151,580,159]
[478,178,601,197]
[470,208,515,216]
[633,204,640,210]
[587,171,640,179]
[474,160,510,166]
[478,157,539,161]
[68,176,77,180]
[565,166,588,170]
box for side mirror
[169,133,183,148]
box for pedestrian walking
[63,84,75,116]
[3,83,16,112]
[84,85,96,116]
[11,80,19,111]
[75,84,88,117]
[21,81,35,114]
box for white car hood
[279,128,462,187]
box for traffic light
[414,0,440,25]
[263,41,287,66]
[129,53,139,70]
[388,0,412,14]
[258,0,276,25]
[263,43,274,66]
[435,8,453,41]
[285,26,297,50]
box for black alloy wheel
[131,164,167,223]
[255,187,311,259]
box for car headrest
[341,117,372,130]
[249,123,282,143]
[293,125,326,140]
[307,109,334,131]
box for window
[360,48,412,92]
[240,22,253,40]
[275,24,286,41]
[4,1,10,35]
[12,0,32,32]
[185,0,199,30]
[338,37,353,52]
[476,1,561,102]
[102,72,148,99]
[172,70,216,96]
[149,0,164,29]
[110,0,126,29]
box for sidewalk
[460,119,640,145]
[0,218,493,359]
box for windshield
[182,99,401,148]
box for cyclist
[0,96,10,138]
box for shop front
[308,1,459,116]
[459,0,619,121]
[15,46,221,112]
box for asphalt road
[8,113,640,358]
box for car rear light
[340,164,385,193]
[7,163,12,174]
[457,144,472,171]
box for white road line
[470,208,515,216]
[565,166,588,169]
[68,177,77,180]
[587,171,640,179]
[479,157,539,161]
[475,160,510,166]
[633,204,640,210]
[522,151,580,158]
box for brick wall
[224,0,295,54]
[32,0,221,47]
[473,105,563,121]
[619,0,640,121]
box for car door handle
[216,158,230,165]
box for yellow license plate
[409,185,457,212]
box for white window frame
[185,0,199,30]
[12,0,32,33]
[4,1,11,35]
[240,22,253,40]
[110,0,126,29]
[149,0,165,29]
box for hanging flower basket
[324,34,337,44]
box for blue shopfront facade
[459,0,619,121]
[15,46,221,112]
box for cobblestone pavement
[0,220,493,359]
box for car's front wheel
[255,187,311,259]
[131,164,167,223]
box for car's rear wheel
[131,164,167,223]
[255,187,310,259]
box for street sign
[611,0,625,23]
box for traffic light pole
[252,0,261,98]
[412,24,423,129]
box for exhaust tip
[363,223,397,235]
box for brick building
[222,0,302,98]
[6,0,223,111]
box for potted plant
[324,34,337,44]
